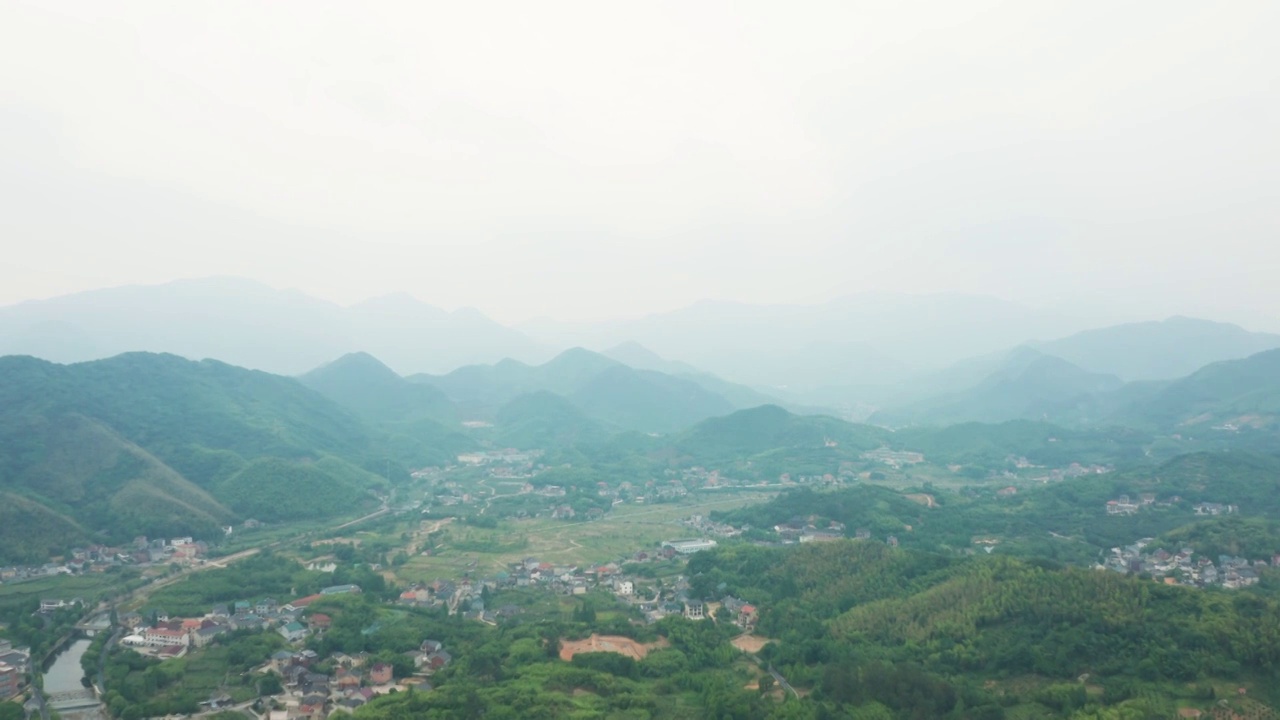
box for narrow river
[43,638,107,720]
[43,638,90,694]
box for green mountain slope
[492,391,611,449]
[37,352,375,467]
[0,492,94,563]
[215,456,384,522]
[300,352,475,466]
[1117,348,1280,431]
[677,405,887,457]
[0,416,233,560]
[569,365,736,433]
[0,353,390,562]
[300,351,458,424]
[667,405,890,479]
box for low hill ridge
[0,352,389,562]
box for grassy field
[0,570,144,612]
[396,492,777,583]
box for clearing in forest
[731,634,773,653]
[559,634,669,661]
[905,493,937,508]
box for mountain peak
[546,346,617,368]
[303,351,400,381]
[605,340,660,358]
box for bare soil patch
[731,634,772,653]
[559,634,668,662]
[905,493,937,508]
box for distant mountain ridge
[1030,316,1280,381]
[5,278,1276,415]
[874,344,1280,435]
[872,348,1124,426]
[0,277,550,375]
[408,346,788,435]
[521,292,1107,398]
[871,317,1280,427]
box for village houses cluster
[0,640,31,701]
[117,584,363,661]
[0,535,229,589]
[1102,537,1277,590]
[257,637,452,718]
[1104,492,1237,516]
[110,581,459,719]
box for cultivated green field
[0,571,143,613]
[395,492,777,582]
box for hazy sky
[2,1,1277,327]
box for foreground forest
[343,541,1280,719]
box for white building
[614,580,634,597]
[662,539,717,555]
[143,628,190,648]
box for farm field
[395,492,776,583]
[0,571,143,613]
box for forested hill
[685,541,1280,714]
[1115,347,1280,432]
[669,404,889,477]
[0,353,389,562]
[299,351,476,467]
[300,351,459,425]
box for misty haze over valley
[3,2,1279,719]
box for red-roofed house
[288,594,324,611]
[144,627,190,648]
[308,613,331,631]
